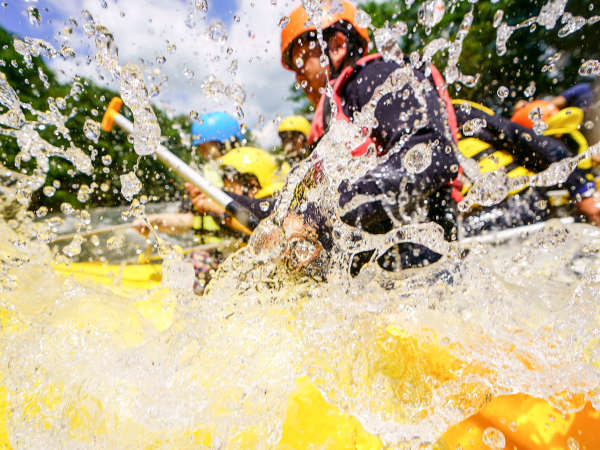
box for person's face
[290,38,329,105]
[223,172,260,197]
[280,131,308,161]
[196,141,223,160]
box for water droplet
[27,6,41,27]
[497,85,509,99]
[43,185,56,197]
[319,54,329,68]
[208,20,227,42]
[402,142,432,174]
[462,118,486,136]
[120,63,161,156]
[101,154,112,166]
[355,10,372,28]
[295,56,304,68]
[36,206,48,218]
[194,0,208,12]
[120,172,142,202]
[201,74,225,99]
[183,66,195,80]
[278,15,290,28]
[83,118,101,143]
[60,202,75,215]
[166,42,177,54]
[567,437,580,450]
[189,110,200,121]
[156,55,166,66]
[524,82,536,98]
[77,185,91,203]
[226,83,246,104]
[482,427,505,449]
[418,0,445,29]
[579,59,600,77]
[493,9,504,28]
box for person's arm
[455,107,593,197]
[133,213,194,235]
[184,183,259,235]
[559,83,593,108]
[551,95,567,109]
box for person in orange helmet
[190,1,600,275]
[279,1,600,239]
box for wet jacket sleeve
[455,107,593,197]
[561,83,593,108]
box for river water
[1,0,600,448]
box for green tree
[288,1,599,115]
[361,0,599,113]
[0,26,193,213]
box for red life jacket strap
[308,53,383,146]
[429,64,459,142]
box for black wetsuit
[232,59,595,271]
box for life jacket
[452,99,592,201]
[307,53,463,200]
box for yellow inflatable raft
[0,262,597,449]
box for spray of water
[0,1,600,448]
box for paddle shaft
[460,217,575,245]
[51,223,133,243]
[112,113,258,231]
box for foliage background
[1,0,599,211]
[0,26,192,212]
[289,0,599,115]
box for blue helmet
[191,112,243,146]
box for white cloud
[44,0,301,137]
[253,119,282,151]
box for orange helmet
[281,0,370,70]
[511,100,560,128]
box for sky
[0,0,307,148]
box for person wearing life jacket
[498,99,600,227]
[514,85,600,162]
[449,100,595,235]
[268,0,460,273]
[137,146,276,294]
[278,115,312,167]
[184,146,278,235]
[134,112,244,240]
[191,0,461,274]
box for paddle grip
[226,201,259,231]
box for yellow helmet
[219,146,277,189]
[255,181,284,199]
[278,115,311,137]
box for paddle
[50,223,134,243]
[101,97,259,232]
[460,217,575,245]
